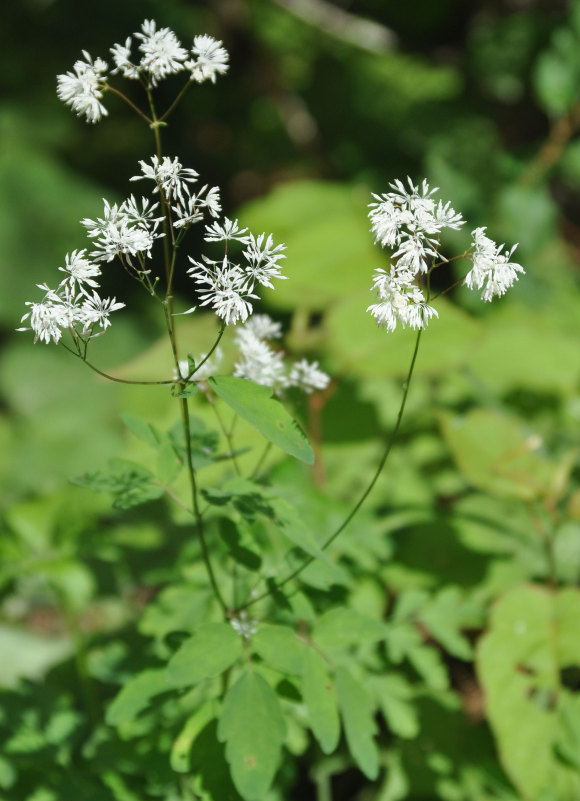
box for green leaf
[302,648,340,754]
[371,675,419,739]
[168,415,220,469]
[218,670,286,800]
[336,667,379,780]
[313,607,389,648]
[106,669,170,725]
[440,409,558,501]
[209,376,314,464]
[417,587,481,660]
[70,459,164,509]
[156,437,182,485]
[120,412,160,448]
[477,585,580,799]
[270,497,334,564]
[171,700,219,773]
[166,623,243,688]
[252,625,306,674]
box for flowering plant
[16,18,527,801]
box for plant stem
[181,396,228,613]
[236,329,423,611]
[105,84,153,124]
[159,79,192,121]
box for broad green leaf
[156,437,182,485]
[313,607,389,648]
[168,415,220,469]
[166,623,243,688]
[171,701,219,773]
[302,648,340,754]
[270,497,334,565]
[440,409,558,501]
[252,625,306,674]
[106,669,170,725]
[477,585,580,799]
[336,667,379,780]
[209,376,314,464]
[407,644,449,691]
[120,412,160,448]
[218,670,286,800]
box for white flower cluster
[464,227,524,302]
[233,315,330,394]
[57,20,229,123]
[81,196,165,264]
[18,251,124,344]
[368,178,464,332]
[367,177,524,332]
[187,221,288,326]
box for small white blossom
[81,198,162,263]
[464,227,525,302]
[234,331,287,389]
[130,156,198,204]
[174,185,222,229]
[367,267,438,332]
[58,250,101,289]
[110,37,140,79]
[204,217,249,243]
[57,51,109,124]
[288,359,330,393]
[188,255,257,326]
[81,292,126,331]
[185,35,229,84]
[240,314,283,342]
[242,233,287,289]
[230,611,258,639]
[135,19,187,85]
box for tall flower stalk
[19,19,524,622]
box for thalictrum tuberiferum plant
[17,19,525,800]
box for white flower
[464,227,525,302]
[185,35,229,84]
[240,314,283,342]
[204,217,249,243]
[188,255,257,326]
[234,330,287,389]
[174,185,222,229]
[110,37,140,79]
[130,156,198,204]
[81,198,162,263]
[19,298,68,344]
[58,250,101,289]
[368,177,464,253]
[288,359,330,393]
[367,267,438,332]
[81,292,125,330]
[242,233,287,289]
[57,51,109,124]
[135,19,187,85]
[230,611,257,639]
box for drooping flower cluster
[18,251,124,344]
[233,315,330,394]
[187,221,288,326]
[367,178,524,332]
[57,20,229,123]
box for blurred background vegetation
[1,0,580,799]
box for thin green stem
[59,342,175,385]
[250,441,273,480]
[159,79,192,122]
[210,402,242,476]
[105,84,152,124]
[185,322,226,380]
[236,329,423,611]
[181,396,228,613]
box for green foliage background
[1,0,580,799]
